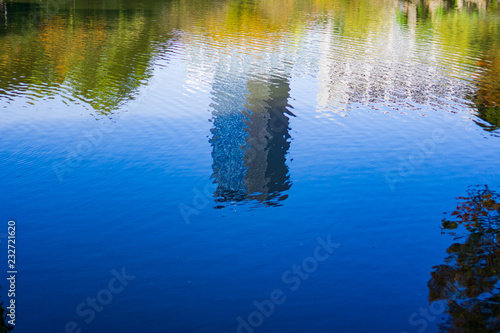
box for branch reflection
[429,186,500,332]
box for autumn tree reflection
[429,186,500,332]
[471,50,500,133]
[0,0,176,115]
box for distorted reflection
[471,50,500,133]
[396,0,500,135]
[1,0,500,128]
[209,73,293,207]
[0,294,13,332]
[0,0,174,114]
[429,186,500,332]
[398,0,493,24]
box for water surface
[1,0,500,332]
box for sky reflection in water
[0,0,500,331]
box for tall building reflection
[209,72,293,207]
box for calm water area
[1,0,500,331]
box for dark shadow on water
[429,185,500,332]
[209,74,293,208]
[0,289,13,332]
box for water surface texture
[1,0,500,332]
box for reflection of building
[180,22,299,207]
[209,70,249,203]
[209,66,293,206]
[315,16,475,119]
[243,77,293,204]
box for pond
[0,0,499,332]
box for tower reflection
[209,73,294,207]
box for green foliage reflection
[0,0,500,123]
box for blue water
[1,0,500,331]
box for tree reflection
[429,186,500,332]
[0,0,176,115]
[471,50,500,134]
[397,0,500,135]
[0,291,13,332]
[398,0,495,23]
[2,0,500,122]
